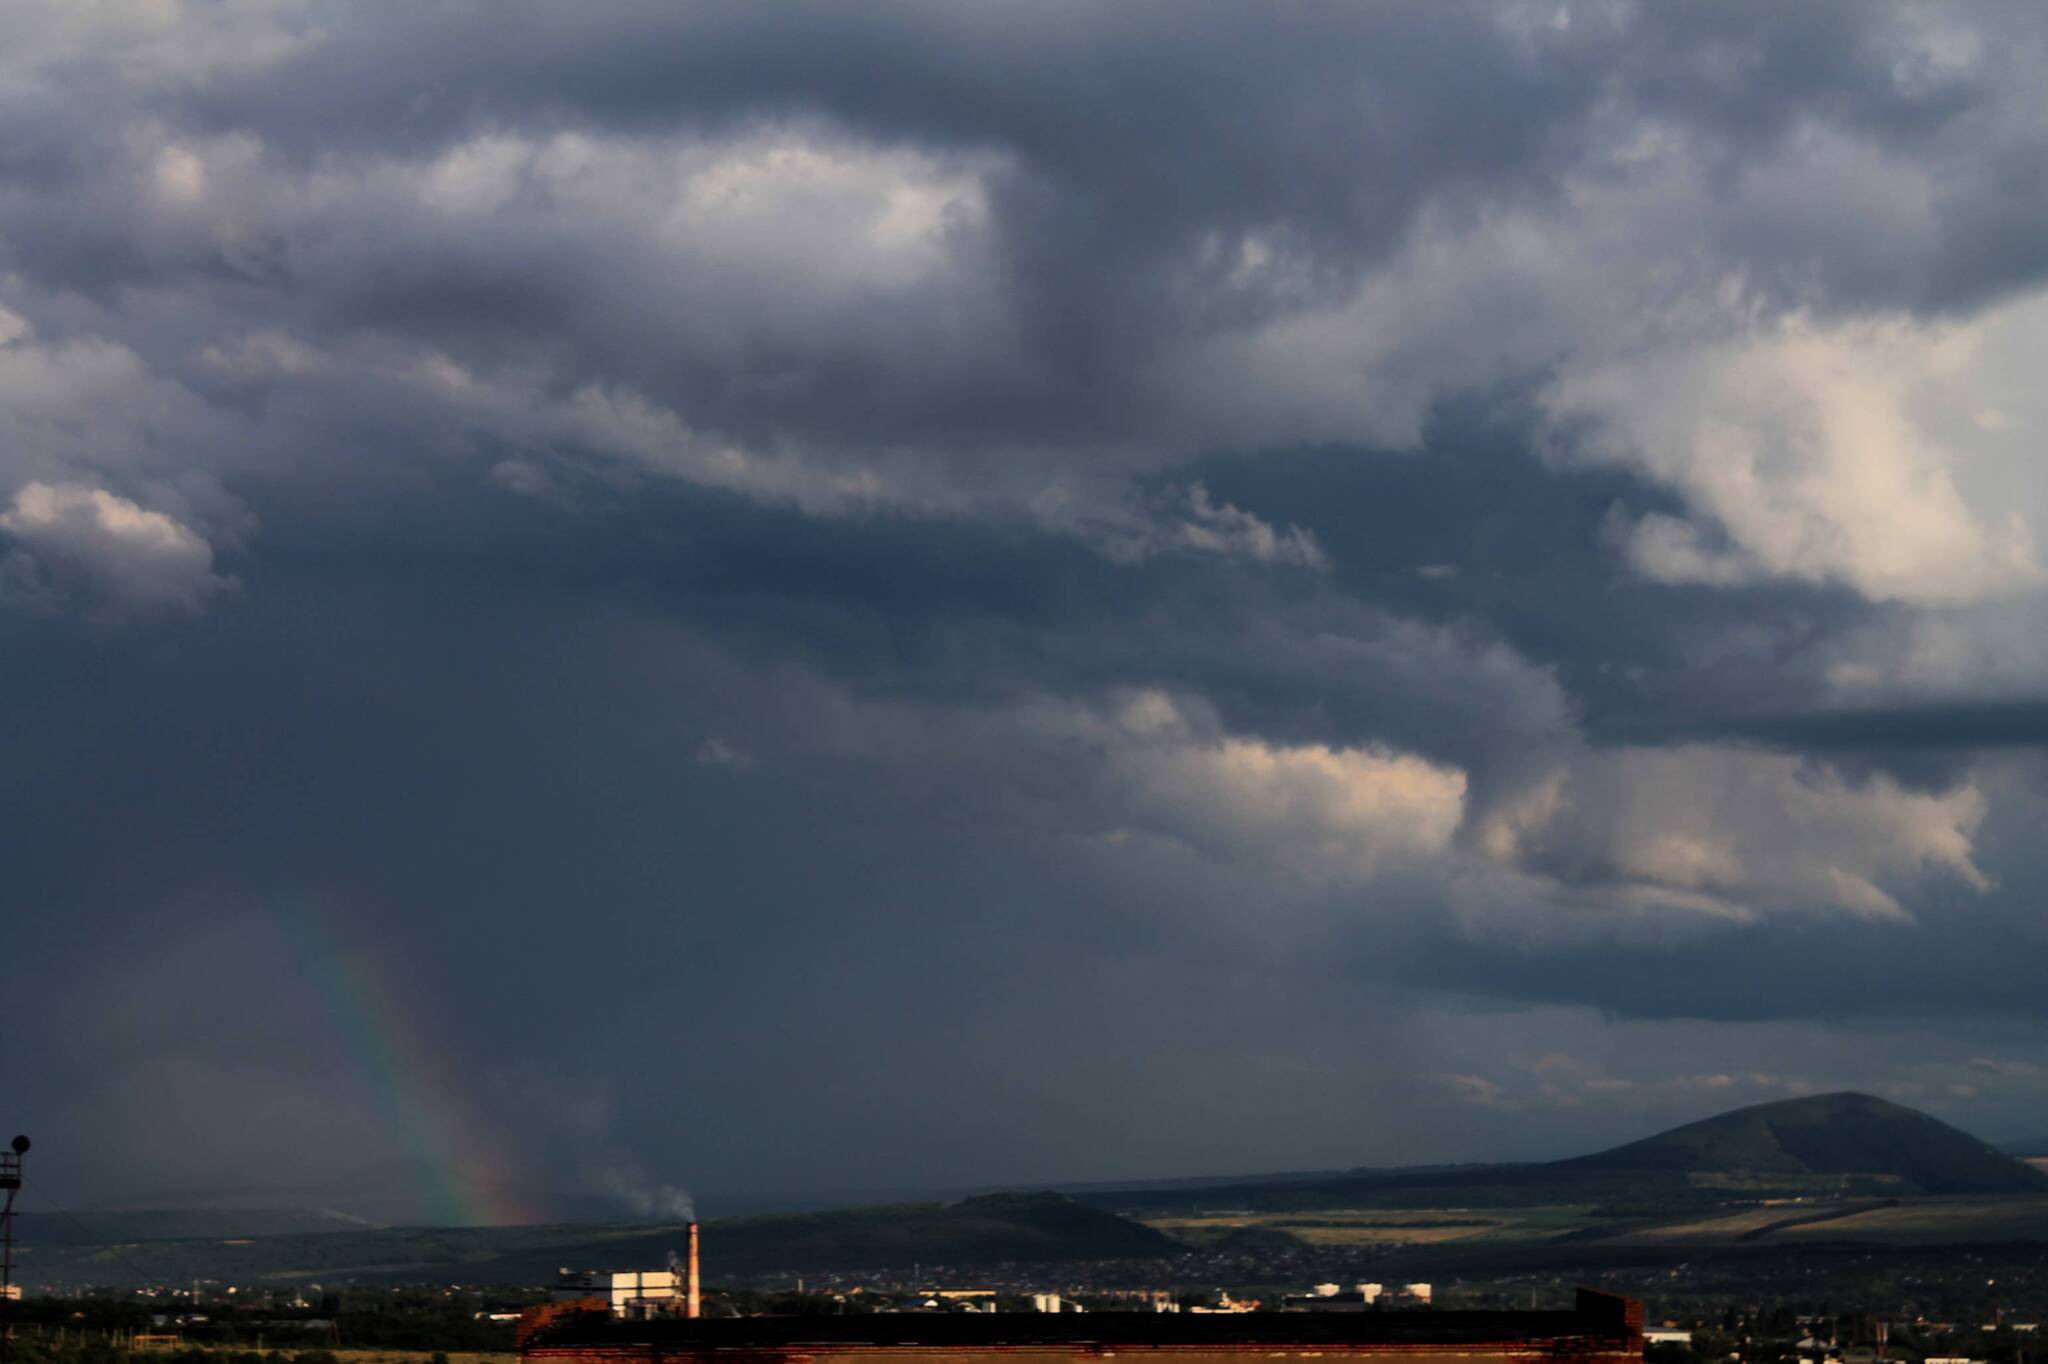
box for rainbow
[275,904,542,1227]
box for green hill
[1554,1092,2048,1194]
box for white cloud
[0,481,234,619]
[152,143,208,202]
[0,0,313,97]
[1054,481,1328,569]
[0,305,32,348]
[1154,483,1327,569]
[489,458,555,497]
[562,381,900,517]
[407,127,996,295]
[1816,600,2048,703]
[766,641,1992,932]
[693,738,756,772]
[0,321,230,492]
[197,330,328,378]
[1060,690,1468,884]
[1480,745,1991,923]
[1143,108,2048,609]
[0,316,253,601]
[1550,312,2043,604]
[389,359,1327,568]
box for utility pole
[2,1135,29,1364]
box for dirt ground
[325,1353,515,1364]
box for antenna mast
[1,1136,29,1364]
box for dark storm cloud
[1349,869,2048,1025]
[5,0,2048,1209]
[1184,401,1891,747]
[147,0,2048,337]
[1712,702,2048,752]
[15,1,2042,459]
[0,533,1466,1196]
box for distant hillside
[1554,1092,2048,1195]
[1081,1094,2048,1215]
[84,1166,637,1229]
[17,1207,378,1245]
[26,1097,2046,1286]
[633,1192,1174,1277]
[18,1192,1176,1288]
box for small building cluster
[1281,1282,1433,1312]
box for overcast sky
[6,0,2048,1219]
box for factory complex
[517,1222,1644,1364]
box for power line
[20,1184,172,1294]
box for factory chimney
[686,1221,700,1319]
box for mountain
[1079,1093,2048,1215]
[1553,1092,2048,1195]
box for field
[1602,1201,1900,1245]
[1149,1195,2048,1252]
[1605,1194,2048,1246]
[1145,1205,1603,1247]
[1765,1195,2048,1244]
[132,1353,512,1364]
[328,1353,512,1364]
